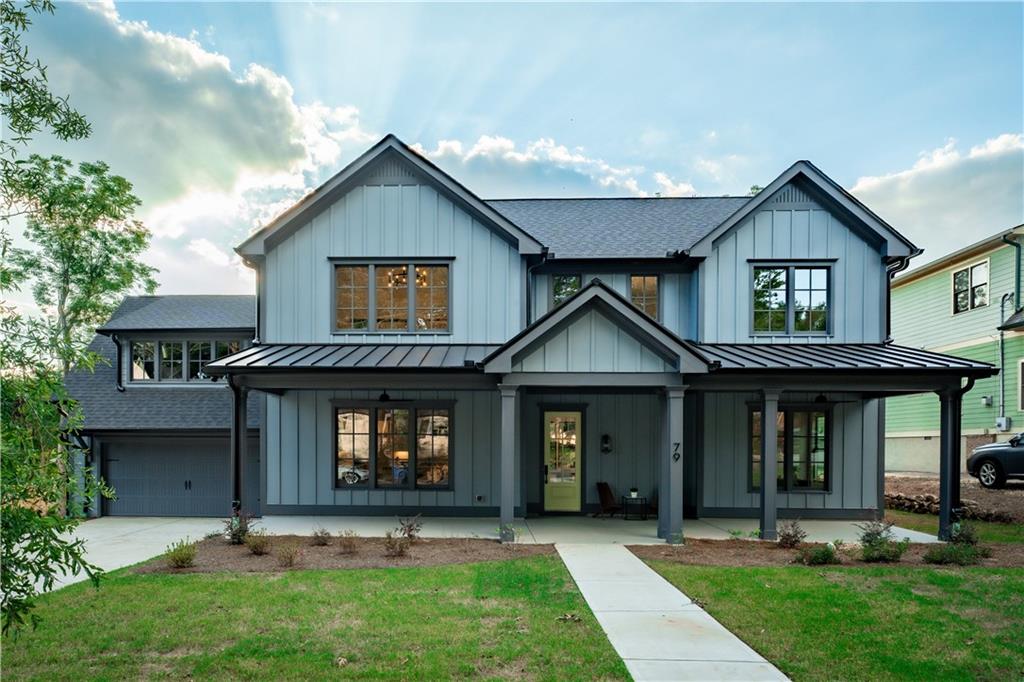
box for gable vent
[770,183,815,204]
[361,151,420,186]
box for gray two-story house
[70,135,996,541]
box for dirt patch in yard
[629,538,1024,568]
[886,474,1024,523]
[135,536,554,575]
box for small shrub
[337,529,359,555]
[777,520,807,549]
[165,538,197,568]
[311,527,331,546]
[276,544,302,568]
[949,521,979,546]
[383,530,410,557]
[856,519,909,563]
[203,530,223,540]
[245,529,271,556]
[923,543,991,566]
[397,514,423,542]
[223,512,257,545]
[799,542,841,566]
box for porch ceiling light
[379,390,391,402]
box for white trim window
[1018,357,1024,413]
[953,259,988,314]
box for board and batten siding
[532,272,695,338]
[700,392,880,514]
[263,389,513,511]
[512,308,675,373]
[262,181,524,344]
[699,190,887,343]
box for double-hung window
[335,403,451,489]
[630,275,659,318]
[750,405,829,491]
[752,264,831,335]
[334,262,449,332]
[953,260,988,314]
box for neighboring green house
[887,225,1024,472]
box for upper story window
[131,339,245,383]
[334,262,449,333]
[552,274,581,307]
[953,260,988,314]
[752,264,830,335]
[630,275,659,318]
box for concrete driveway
[55,517,222,589]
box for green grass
[886,509,1024,543]
[650,561,1024,681]
[3,556,627,681]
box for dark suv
[967,433,1024,489]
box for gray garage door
[102,436,259,517]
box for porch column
[759,388,781,541]
[659,386,686,543]
[498,384,519,542]
[937,387,963,540]
[229,379,248,515]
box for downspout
[999,292,1014,422]
[525,249,549,325]
[884,256,913,343]
[1002,233,1021,308]
[111,333,125,392]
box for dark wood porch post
[498,384,518,542]
[937,387,963,540]
[760,388,781,541]
[229,379,248,515]
[659,386,686,543]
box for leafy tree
[749,184,764,196]
[1,0,91,217]
[6,155,157,375]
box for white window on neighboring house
[1019,358,1024,412]
[953,259,989,314]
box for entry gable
[482,280,710,374]
[688,160,920,260]
[237,134,545,257]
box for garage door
[101,436,259,517]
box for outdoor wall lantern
[600,434,613,453]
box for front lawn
[648,561,1024,681]
[886,509,1024,543]
[3,556,628,681]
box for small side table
[621,495,648,521]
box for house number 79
[672,442,681,462]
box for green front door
[543,411,582,512]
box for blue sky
[15,1,1024,296]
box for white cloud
[851,134,1024,264]
[652,172,696,197]
[187,238,232,267]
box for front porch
[255,514,940,545]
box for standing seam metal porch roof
[203,343,501,373]
[694,342,997,375]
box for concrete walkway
[557,544,788,682]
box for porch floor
[259,515,939,544]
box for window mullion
[408,261,416,332]
[368,265,377,333]
[369,407,377,489]
[786,267,795,334]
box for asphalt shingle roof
[486,197,751,259]
[97,295,255,332]
[999,308,1024,331]
[66,335,259,432]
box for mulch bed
[886,474,1024,523]
[135,536,555,575]
[629,538,1024,568]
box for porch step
[556,544,788,682]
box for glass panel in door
[544,411,582,512]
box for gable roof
[97,295,255,334]
[486,197,749,259]
[482,278,711,374]
[685,160,921,259]
[236,134,545,257]
[895,225,1022,286]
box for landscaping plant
[164,539,197,569]
[223,512,256,545]
[776,520,807,549]
[923,543,991,566]
[949,520,979,546]
[398,514,423,542]
[799,541,841,565]
[244,529,271,556]
[856,519,909,563]
[337,529,359,555]
[276,544,301,568]
[311,527,331,546]
[383,529,410,557]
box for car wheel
[977,459,1006,489]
